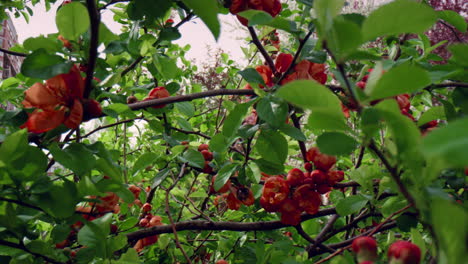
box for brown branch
[0,197,44,212]
[75,117,144,140]
[170,127,211,139]
[98,0,129,10]
[368,140,417,208]
[313,221,398,263]
[309,214,339,250]
[324,44,362,113]
[0,240,64,264]
[247,26,279,77]
[290,113,308,163]
[84,0,101,98]
[128,89,256,111]
[427,82,468,90]
[127,207,336,241]
[0,47,27,57]
[295,224,335,253]
[438,20,463,43]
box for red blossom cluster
[351,236,421,264]
[211,176,255,210]
[260,147,343,226]
[198,143,215,174]
[135,211,163,252]
[229,0,282,26]
[280,58,327,85]
[243,54,326,95]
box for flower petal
[23,82,62,109]
[63,99,83,129]
[21,109,65,133]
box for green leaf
[235,10,298,33]
[159,27,182,41]
[238,68,265,85]
[222,101,253,138]
[181,0,220,40]
[438,10,467,33]
[214,163,239,191]
[421,117,468,167]
[432,200,468,264]
[238,10,273,26]
[276,80,342,114]
[20,49,73,79]
[316,132,358,156]
[153,54,181,80]
[49,143,96,176]
[254,158,285,175]
[102,103,136,119]
[55,2,90,41]
[116,248,140,264]
[255,130,288,165]
[99,23,119,44]
[417,106,445,126]
[362,0,437,41]
[78,214,112,258]
[336,194,369,216]
[38,181,79,218]
[279,124,307,141]
[127,0,172,21]
[210,133,232,153]
[375,100,421,157]
[108,234,128,253]
[448,44,468,67]
[23,36,61,53]
[179,149,205,169]
[175,102,195,118]
[0,129,28,163]
[132,153,159,175]
[367,62,431,100]
[308,110,350,132]
[313,0,345,33]
[325,16,363,61]
[256,96,289,129]
[349,164,381,192]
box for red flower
[143,86,170,108]
[21,65,85,133]
[388,241,421,264]
[281,60,327,85]
[352,236,378,263]
[229,0,282,26]
[275,53,293,73]
[293,184,321,214]
[255,65,273,87]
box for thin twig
[438,20,463,43]
[84,0,101,98]
[247,26,279,77]
[368,140,417,208]
[0,240,64,264]
[128,89,256,111]
[0,47,27,57]
[164,163,192,264]
[290,113,308,163]
[277,29,314,84]
[127,207,337,241]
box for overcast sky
[10,2,248,64]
